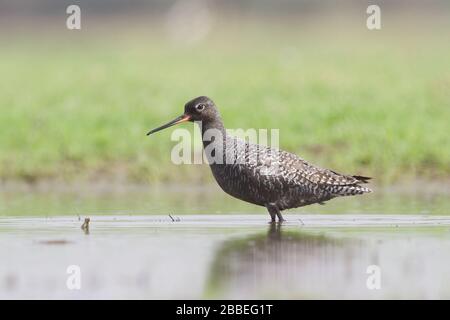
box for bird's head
[147,96,220,135]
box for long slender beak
[146,114,191,136]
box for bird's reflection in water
[206,223,367,299]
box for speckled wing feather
[232,138,372,196]
[274,149,372,195]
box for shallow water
[0,184,449,299]
[1,215,450,299]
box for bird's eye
[196,104,206,112]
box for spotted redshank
[147,96,372,222]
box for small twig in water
[81,217,90,234]
[169,214,181,222]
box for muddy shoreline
[0,178,448,195]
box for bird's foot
[268,218,285,224]
[276,213,285,223]
[266,204,284,224]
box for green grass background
[1,17,449,185]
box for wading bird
[147,96,371,222]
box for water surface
[1,215,450,299]
[1,183,449,299]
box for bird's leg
[276,210,285,223]
[265,204,277,223]
[266,204,285,223]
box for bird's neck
[199,118,228,161]
[200,118,226,140]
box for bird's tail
[335,184,372,196]
[325,175,373,196]
[352,175,372,184]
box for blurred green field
[1,18,449,184]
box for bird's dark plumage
[148,96,372,222]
